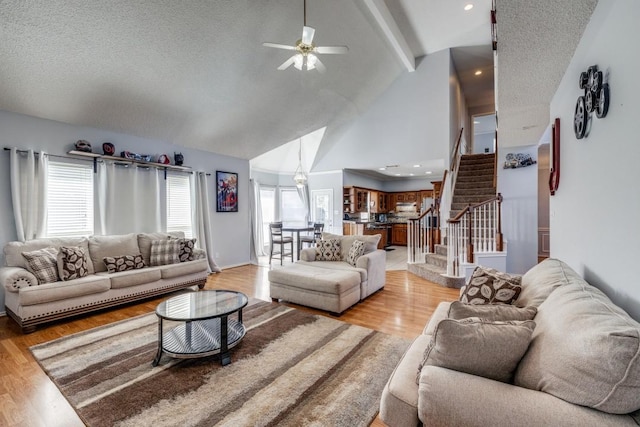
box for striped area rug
[30,301,410,427]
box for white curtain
[192,171,221,272]
[250,179,266,260]
[9,148,48,241]
[297,184,310,224]
[96,161,162,235]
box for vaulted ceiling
[0,0,596,166]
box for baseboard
[219,262,251,270]
[0,311,6,317]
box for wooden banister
[450,128,464,172]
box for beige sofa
[380,258,640,426]
[1,232,209,332]
[269,232,385,314]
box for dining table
[282,224,314,260]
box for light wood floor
[0,264,459,427]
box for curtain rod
[4,147,211,176]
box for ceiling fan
[262,0,348,73]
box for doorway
[311,189,333,233]
[472,113,496,154]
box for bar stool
[299,223,324,252]
[269,222,294,265]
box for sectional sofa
[380,258,640,426]
[1,232,209,332]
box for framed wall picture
[216,171,238,212]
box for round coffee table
[152,290,248,366]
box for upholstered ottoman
[268,263,361,315]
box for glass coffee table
[152,290,248,367]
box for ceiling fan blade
[302,26,315,45]
[314,57,326,73]
[315,45,349,54]
[277,55,297,70]
[263,42,297,51]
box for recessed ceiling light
[395,173,401,176]
[474,120,480,124]
[425,171,432,175]
[378,167,386,170]
[409,173,415,176]
[464,4,474,11]
[474,70,482,76]
[413,164,421,168]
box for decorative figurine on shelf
[174,152,184,166]
[75,140,92,152]
[102,142,115,156]
[158,154,170,164]
[120,151,152,162]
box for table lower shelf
[162,317,246,359]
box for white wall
[497,144,539,274]
[549,0,640,320]
[313,49,452,172]
[474,132,494,154]
[0,110,251,312]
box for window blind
[166,173,193,238]
[46,161,94,237]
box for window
[259,187,276,245]
[46,161,94,237]
[280,188,306,226]
[166,173,193,238]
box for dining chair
[299,223,324,251]
[269,222,294,265]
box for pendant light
[293,138,307,188]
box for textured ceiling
[0,0,597,166]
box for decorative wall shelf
[68,150,192,175]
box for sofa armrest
[300,248,317,262]
[0,267,39,292]
[419,366,636,427]
[356,249,386,298]
[193,248,206,260]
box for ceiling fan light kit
[263,0,348,73]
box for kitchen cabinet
[392,223,408,246]
[343,221,364,236]
[405,192,418,203]
[343,187,355,214]
[356,189,368,212]
[379,193,388,213]
[369,190,379,213]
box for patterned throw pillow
[417,317,536,384]
[57,246,89,281]
[459,266,523,305]
[150,239,180,266]
[315,239,342,261]
[346,240,366,266]
[22,247,59,284]
[178,238,197,262]
[103,254,146,273]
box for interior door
[311,189,333,233]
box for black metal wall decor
[574,64,610,139]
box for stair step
[455,181,495,190]
[435,244,448,256]
[407,263,465,289]
[424,253,448,269]
[454,188,497,196]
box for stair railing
[446,193,503,277]
[407,205,436,263]
[437,128,464,246]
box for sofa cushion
[89,234,140,273]
[177,238,197,262]
[103,254,146,273]
[346,240,365,266]
[296,260,368,283]
[515,280,640,414]
[419,317,535,384]
[4,237,95,274]
[160,259,208,279]
[137,232,171,266]
[315,239,342,261]
[459,266,522,305]
[268,263,360,295]
[57,246,89,281]
[18,275,111,306]
[517,258,573,307]
[422,302,452,336]
[448,301,537,322]
[22,247,59,284]
[150,239,180,266]
[321,232,380,260]
[97,267,162,289]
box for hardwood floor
[0,264,459,427]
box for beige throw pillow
[459,266,522,304]
[150,239,180,266]
[418,317,535,384]
[448,301,537,321]
[22,247,59,284]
